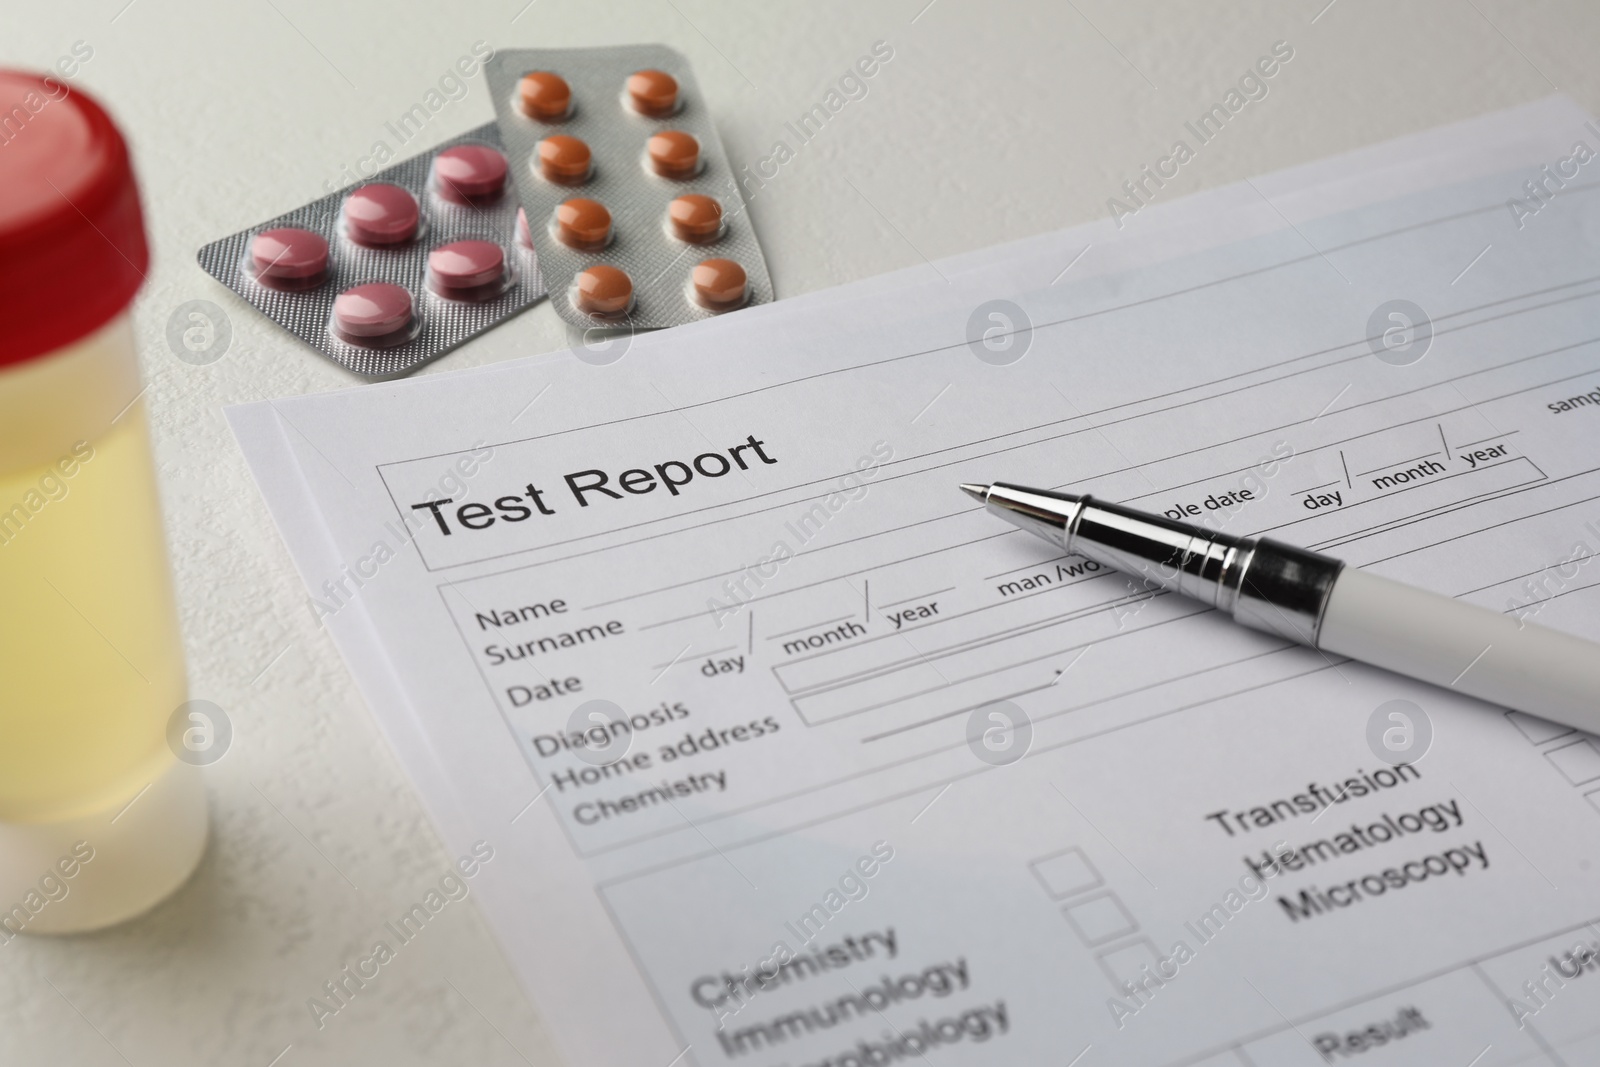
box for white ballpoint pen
[962,481,1600,733]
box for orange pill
[647,130,700,179]
[692,258,747,310]
[627,69,678,116]
[575,265,633,316]
[555,198,612,250]
[518,71,572,120]
[538,135,592,183]
[668,194,722,243]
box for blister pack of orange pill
[484,45,773,328]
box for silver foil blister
[196,122,544,380]
[485,45,773,329]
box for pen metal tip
[959,482,990,504]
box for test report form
[233,97,1600,1066]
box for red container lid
[0,71,148,369]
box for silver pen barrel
[978,483,1345,646]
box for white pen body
[973,485,1600,732]
[1318,567,1600,733]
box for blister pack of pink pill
[484,45,773,329]
[197,122,544,379]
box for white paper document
[232,97,1600,1066]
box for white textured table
[3,2,1596,1063]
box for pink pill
[332,282,413,338]
[343,183,419,245]
[250,227,329,280]
[433,145,508,202]
[429,240,505,290]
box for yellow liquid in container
[0,405,186,822]
[0,74,208,931]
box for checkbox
[1063,891,1139,946]
[1096,937,1163,990]
[1506,710,1574,746]
[1029,847,1103,899]
[1546,738,1600,787]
